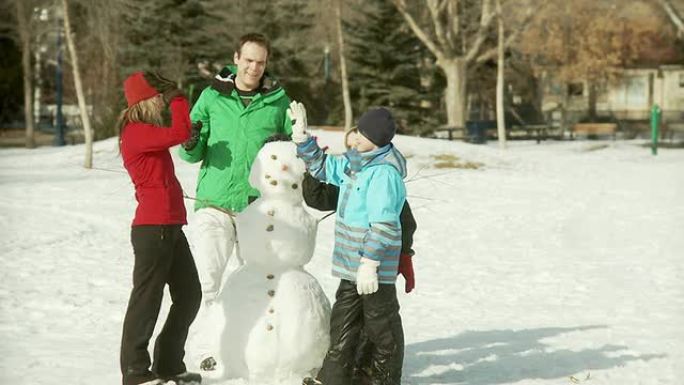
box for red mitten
[397,253,415,293]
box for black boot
[161,372,201,385]
[302,377,323,385]
[351,366,372,385]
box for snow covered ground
[0,133,682,385]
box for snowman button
[266,324,274,331]
[266,225,274,232]
[268,308,274,314]
[267,274,275,280]
[270,180,278,186]
[267,209,275,217]
[268,289,275,297]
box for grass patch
[581,143,610,152]
[431,153,484,169]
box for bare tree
[61,0,93,168]
[519,0,659,127]
[13,0,36,148]
[334,0,353,129]
[657,0,684,38]
[393,0,534,129]
[495,0,506,148]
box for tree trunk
[16,1,35,149]
[495,0,507,149]
[587,81,597,122]
[561,83,570,137]
[334,0,352,130]
[440,58,467,129]
[62,0,93,168]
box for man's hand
[398,253,415,293]
[182,121,202,151]
[356,257,380,295]
[287,100,309,143]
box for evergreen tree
[121,0,220,94]
[345,0,442,135]
[201,0,331,122]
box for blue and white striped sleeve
[362,168,406,262]
[296,137,347,186]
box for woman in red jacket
[118,72,202,385]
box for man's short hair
[236,33,271,59]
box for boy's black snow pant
[317,279,404,385]
[120,225,202,385]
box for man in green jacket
[179,33,292,371]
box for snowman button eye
[266,224,274,232]
[267,274,275,280]
[270,180,278,186]
[292,183,298,189]
[265,174,271,179]
[271,154,277,160]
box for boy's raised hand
[288,100,309,143]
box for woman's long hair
[116,95,163,152]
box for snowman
[218,139,331,383]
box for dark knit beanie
[357,107,396,147]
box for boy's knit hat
[123,72,159,107]
[357,107,396,147]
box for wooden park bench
[571,123,617,140]
[663,122,684,142]
[508,123,550,143]
[434,125,465,141]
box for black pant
[120,225,202,385]
[317,280,404,385]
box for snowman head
[250,138,306,203]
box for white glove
[356,257,381,295]
[287,100,309,143]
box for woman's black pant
[317,280,404,385]
[120,225,202,385]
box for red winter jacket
[121,97,191,226]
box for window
[568,82,584,96]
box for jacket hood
[211,65,283,98]
[345,144,407,179]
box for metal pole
[650,104,660,156]
[54,14,65,146]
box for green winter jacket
[179,66,292,212]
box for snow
[0,133,682,385]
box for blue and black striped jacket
[297,137,407,284]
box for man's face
[233,42,268,91]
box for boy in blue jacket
[289,102,406,385]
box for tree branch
[393,0,445,61]
[658,0,684,38]
[465,0,496,63]
[428,0,452,53]
[447,0,461,50]
[475,3,535,64]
